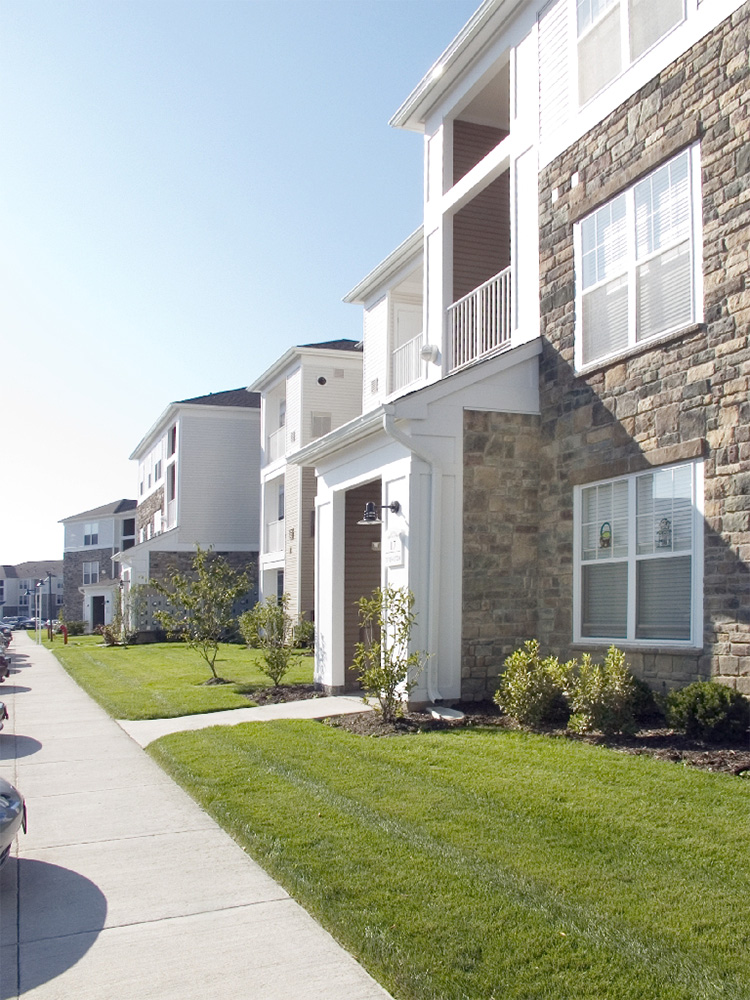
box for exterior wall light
[357,501,401,525]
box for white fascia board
[129,401,258,460]
[287,408,387,467]
[248,347,362,393]
[343,227,424,305]
[390,0,527,132]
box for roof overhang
[389,0,526,133]
[343,227,424,306]
[247,345,364,394]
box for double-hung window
[575,147,700,368]
[575,462,702,645]
[84,522,99,546]
[577,0,685,105]
[82,562,100,586]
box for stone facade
[137,487,165,536]
[460,4,750,699]
[462,411,541,699]
[62,548,119,621]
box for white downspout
[382,409,444,703]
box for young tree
[352,585,424,722]
[151,546,251,682]
[238,593,299,687]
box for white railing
[267,427,286,464]
[448,266,512,371]
[265,519,285,554]
[166,500,176,529]
[391,332,423,392]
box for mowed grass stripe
[150,721,750,1000]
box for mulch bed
[324,701,750,777]
[247,684,324,706]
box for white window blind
[577,462,700,644]
[577,148,697,366]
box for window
[154,460,162,481]
[575,462,702,645]
[84,522,99,546]
[169,425,177,456]
[577,0,685,105]
[278,482,285,521]
[576,148,699,367]
[82,562,100,585]
[276,570,285,602]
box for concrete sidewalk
[0,631,393,999]
[118,694,373,748]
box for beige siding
[452,170,511,302]
[299,465,317,620]
[453,120,507,184]
[284,466,300,619]
[177,411,261,546]
[344,482,382,690]
[300,356,363,448]
[286,367,302,452]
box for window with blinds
[577,463,700,644]
[577,0,685,105]
[576,147,697,367]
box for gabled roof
[175,387,260,408]
[343,227,424,305]
[0,560,64,580]
[248,339,363,393]
[296,339,362,352]
[60,499,137,524]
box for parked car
[0,775,26,869]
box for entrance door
[344,482,382,691]
[92,596,106,629]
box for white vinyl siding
[575,462,702,645]
[538,0,571,146]
[576,147,699,367]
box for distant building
[59,499,137,629]
[0,561,64,621]
[249,340,363,623]
[115,388,261,630]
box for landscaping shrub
[563,646,637,735]
[666,681,750,743]
[238,594,299,687]
[292,617,315,649]
[630,674,665,724]
[493,640,569,726]
[66,621,86,636]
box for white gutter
[381,410,444,704]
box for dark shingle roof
[1,560,63,580]
[297,339,362,352]
[60,499,137,523]
[176,388,260,408]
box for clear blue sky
[1,0,478,564]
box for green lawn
[46,636,313,719]
[150,720,750,1000]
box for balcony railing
[267,426,286,464]
[265,519,285,554]
[391,332,423,393]
[448,266,511,371]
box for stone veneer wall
[62,548,118,621]
[462,411,541,699]
[535,3,750,692]
[137,487,165,535]
[144,549,259,628]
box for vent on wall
[371,378,379,395]
[334,368,344,378]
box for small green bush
[66,620,86,636]
[563,646,637,735]
[666,681,750,743]
[292,617,315,649]
[630,675,665,725]
[494,641,569,726]
[238,594,299,687]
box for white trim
[572,459,704,648]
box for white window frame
[82,561,100,586]
[574,144,702,370]
[573,460,703,647]
[84,522,99,546]
[575,0,690,107]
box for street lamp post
[35,581,43,645]
[45,573,56,641]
